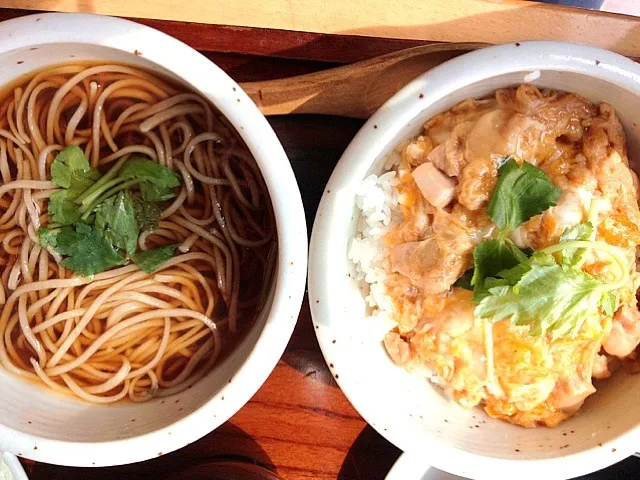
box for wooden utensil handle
[241,42,486,118]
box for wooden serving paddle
[240,42,485,119]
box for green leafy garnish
[48,147,101,224]
[465,157,624,340]
[48,190,83,226]
[560,222,594,267]
[50,146,100,193]
[37,227,59,249]
[120,157,181,190]
[139,181,178,202]
[476,252,614,338]
[131,244,178,274]
[487,157,561,233]
[454,269,474,290]
[43,223,125,277]
[134,198,163,233]
[601,291,616,317]
[39,151,181,277]
[95,190,139,255]
[471,237,529,301]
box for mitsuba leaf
[454,269,474,291]
[487,157,561,233]
[133,197,163,233]
[139,181,177,202]
[119,156,181,188]
[52,223,125,276]
[476,252,612,339]
[48,190,82,226]
[131,244,178,274]
[95,190,139,255]
[50,146,100,193]
[471,237,529,301]
[37,227,63,249]
[560,222,594,267]
[600,291,616,317]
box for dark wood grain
[0,8,426,63]
[3,7,639,480]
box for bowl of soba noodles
[309,42,640,479]
[0,13,307,466]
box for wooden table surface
[1,7,640,480]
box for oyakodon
[349,84,640,427]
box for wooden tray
[2,0,640,57]
[1,5,639,480]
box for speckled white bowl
[0,13,307,467]
[309,41,640,480]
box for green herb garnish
[457,157,623,339]
[131,244,178,274]
[134,198,163,233]
[50,146,101,193]
[48,190,83,226]
[487,157,561,233]
[453,269,474,290]
[40,148,180,277]
[120,157,181,202]
[95,190,139,256]
[476,243,624,339]
[43,223,125,277]
[471,237,529,301]
[559,221,594,267]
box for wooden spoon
[240,42,485,119]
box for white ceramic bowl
[0,452,28,480]
[309,41,640,480]
[0,13,307,467]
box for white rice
[348,161,400,312]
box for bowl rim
[0,12,307,466]
[309,40,640,479]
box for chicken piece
[384,331,411,366]
[603,305,640,358]
[411,162,456,208]
[424,98,497,145]
[437,121,474,177]
[464,110,545,163]
[510,188,589,250]
[390,236,468,294]
[592,354,612,379]
[426,144,446,171]
[401,136,433,169]
[549,375,596,415]
[583,103,627,164]
[497,85,596,142]
[432,206,491,254]
[456,156,498,211]
[389,206,486,293]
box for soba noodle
[0,63,276,403]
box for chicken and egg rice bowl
[349,84,640,428]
